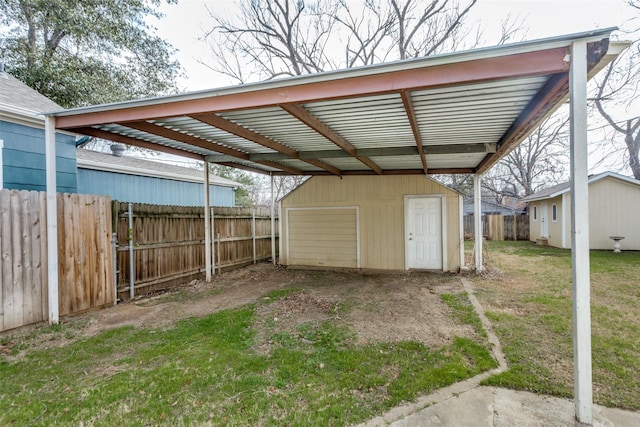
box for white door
[406,197,442,269]
[541,202,549,238]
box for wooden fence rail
[463,214,530,241]
[113,203,279,299]
[1,190,113,332]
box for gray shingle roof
[0,71,63,114]
[521,171,640,202]
[77,148,240,188]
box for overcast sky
[154,0,634,91]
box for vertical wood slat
[1,191,46,330]
[1,190,113,332]
[463,214,530,241]
[58,193,114,316]
[1,190,11,331]
[114,203,279,297]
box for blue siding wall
[0,121,77,192]
[77,168,236,207]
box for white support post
[473,174,484,272]
[44,116,59,324]
[204,161,212,282]
[270,173,276,265]
[570,40,593,425]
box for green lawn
[0,288,495,426]
[473,241,640,410]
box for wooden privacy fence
[1,190,114,332]
[463,214,530,241]
[113,203,278,299]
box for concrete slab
[378,386,640,427]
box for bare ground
[2,263,477,358]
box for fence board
[1,190,48,331]
[58,194,114,316]
[0,190,114,332]
[114,203,279,299]
[463,214,530,241]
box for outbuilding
[523,171,640,250]
[279,175,462,272]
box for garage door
[287,208,359,268]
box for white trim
[570,39,593,424]
[524,171,640,202]
[44,116,59,325]
[403,194,446,271]
[459,194,465,270]
[204,162,211,282]
[285,206,360,269]
[0,139,3,188]
[562,193,568,248]
[441,197,448,272]
[77,158,239,188]
[473,174,484,272]
[278,201,283,263]
[0,104,77,136]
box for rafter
[401,90,428,174]
[119,121,250,160]
[73,127,204,161]
[280,103,383,174]
[206,143,494,164]
[190,113,340,176]
[476,73,569,173]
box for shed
[279,175,462,272]
[76,148,239,206]
[0,70,76,192]
[522,171,640,250]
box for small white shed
[523,172,640,250]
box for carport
[44,28,627,424]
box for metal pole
[473,174,484,272]
[252,208,257,264]
[112,232,118,305]
[570,39,593,425]
[211,207,216,275]
[44,116,59,324]
[128,202,135,299]
[204,161,212,282]
[217,233,221,275]
[270,173,276,265]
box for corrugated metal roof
[50,29,626,177]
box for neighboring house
[0,69,238,205]
[279,175,463,272]
[77,148,239,206]
[0,69,76,192]
[522,172,640,250]
[463,198,516,215]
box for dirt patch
[3,264,479,356]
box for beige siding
[531,176,640,250]
[546,195,564,248]
[281,175,461,271]
[587,177,640,250]
[287,208,358,268]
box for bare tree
[203,0,484,82]
[483,114,570,200]
[592,2,640,179]
[203,0,339,82]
